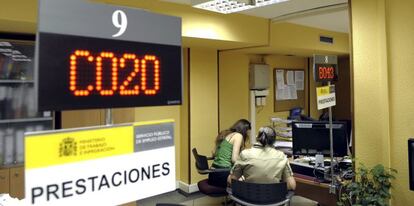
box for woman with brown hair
[208,119,251,188]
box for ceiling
[162,0,349,33]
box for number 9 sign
[112,10,127,37]
[36,0,182,110]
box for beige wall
[219,52,326,134]
[0,0,37,33]
[350,0,390,167]
[385,0,414,204]
[270,22,349,55]
[189,48,218,184]
[218,52,250,131]
[351,0,414,204]
[238,22,350,57]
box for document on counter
[276,70,285,90]
[295,71,305,90]
[274,141,293,148]
[287,71,295,85]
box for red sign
[314,64,337,82]
[37,33,182,111]
[69,50,160,97]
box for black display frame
[292,121,349,157]
[409,139,414,191]
[37,32,182,111]
[314,63,338,83]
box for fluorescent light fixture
[12,50,21,55]
[192,0,289,14]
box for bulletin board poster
[274,68,307,112]
[25,120,175,206]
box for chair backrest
[192,148,209,171]
[232,180,288,205]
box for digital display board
[313,55,338,83]
[36,0,182,111]
[314,64,338,82]
[37,33,181,110]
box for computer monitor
[409,139,414,191]
[292,121,349,157]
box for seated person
[208,119,251,188]
[228,126,296,190]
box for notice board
[274,68,307,112]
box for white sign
[316,85,336,110]
[25,120,175,205]
[112,10,128,37]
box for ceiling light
[192,0,288,14]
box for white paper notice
[276,88,286,100]
[287,71,295,85]
[283,87,290,100]
[276,86,291,100]
[276,70,285,90]
[276,89,281,100]
[287,85,298,100]
[295,71,305,90]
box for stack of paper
[270,117,293,124]
[274,141,293,148]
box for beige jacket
[231,144,293,184]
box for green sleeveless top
[212,134,235,168]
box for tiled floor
[137,190,318,206]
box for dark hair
[215,119,251,148]
[257,126,276,146]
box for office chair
[228,180,294,206]
[191,148,230,204]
